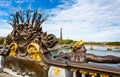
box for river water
[51,46,120,67]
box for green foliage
[57,38,120,45]
[0,37,5,44]
[0,39,4,44]
[58,39,74,44]
[84,42,120,45]
[106,42,120,45]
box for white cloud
[14,0,35,4]
[0,0,120,41]
[0,1,11,7]
[0,19,12,37]
[0,29,12,37]
[15,0,24,4]
[43,0,120,41]
[0,11,8,16]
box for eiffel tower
[60,28,63,40]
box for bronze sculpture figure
[4,8,57,57]
[55,40,120,63]
[0,7,58,77]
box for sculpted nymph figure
[55,40,120,63]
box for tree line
[0,37,120,45]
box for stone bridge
[87,44,120,51]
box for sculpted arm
[54,52,72,59]
[86,53,120,63]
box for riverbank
[48,43,120,51]
[48,44,72,51]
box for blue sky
[0,0,120,42]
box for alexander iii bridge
[0,45,120,77]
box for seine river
[51,46,120,67]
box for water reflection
[50,46,120,67]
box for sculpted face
[73,44,86,53]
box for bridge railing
[40,52,120,77]
[1,47,120,77]
[67,61,120,77]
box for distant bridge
[87,44,120,51]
